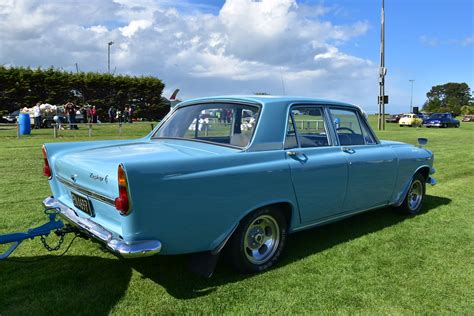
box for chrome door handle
[287,151,308,163]
[342,147,355,154]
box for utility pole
[378,0,387,130]
[409,79,415,113]
[107,41,114,73]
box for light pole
[107,41,114,73]
[409,79,415,113]
[378,0,387,130]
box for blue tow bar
[0,208,65,260]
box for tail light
[42,145,52,178]
[115,164,131,215]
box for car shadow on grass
[130,194,452,299]
[0,255,131,315]
[0,195,451,312]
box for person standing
[108,105,116,123]
[128,106,133,123]
[86,106,92,123]
[116,108,122,123]
[33,102,42,129]
[123,107,129,123]
[65,101,78,130]
[91,105,98,123]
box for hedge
[0,66,168,120]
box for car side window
[284,114,298,149]
[290,107,329,148]
[329,108,367,146]
[359,119,376,144]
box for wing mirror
[417,138,428,147]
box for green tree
[422,82,472,115]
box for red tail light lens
[42,145,52,178]
[115,164,130,215]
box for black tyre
[228,207,287,273]
[395,173,426,215]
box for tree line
[422,82,473,115]
[0,66,169,120]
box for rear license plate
[71,192,94,216]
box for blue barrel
[19,113,31,135]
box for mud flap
[189,251,221,278]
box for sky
[0,0,472,113]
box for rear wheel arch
[227,203,291,273]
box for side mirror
[417,138,428,147]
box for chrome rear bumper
[43,196,162,258]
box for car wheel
[455,123,460,128]
[399,125,403,127]
[396,173,426,215]
[228,207,287,273]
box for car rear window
[153,103,260,148]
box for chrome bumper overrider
[43,196,162,258]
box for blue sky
[0,0,472,112]
[183,0,474,110]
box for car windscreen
[152,103,260,148]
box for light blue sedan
[42,96,436,275]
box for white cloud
[0,0,381,110]
[119,19,153,38]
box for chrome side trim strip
[43,196,162,258]
[292,204,388,232]
[56,175,115,206]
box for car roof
[176,95,357,109]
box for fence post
[150,123,154,131]
[53,124,57,138]
[204,124,209,136]
[16,122,20,138]
[119,122,122,136]
[301,120,304,130]
[88,123,92,137]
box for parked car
[42,96,436,275]
[399,113,423,127]
[385,114,401,123]
[462,115,474,122]
[416,113,429,122]
[423,113,460,128]
[2,110,20,123]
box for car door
[328,107,397,212]
[285,106,349,223]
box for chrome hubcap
[244,215,280,264]
[408,180,423,211]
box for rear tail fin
[170,89,180,100]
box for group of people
[107,106,134,123]
[32,101,133,130]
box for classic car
[385,114,401,123]
[42,96,436,275]
[399,113,423,127]
[423,113,460,128]
[462,115,474,122]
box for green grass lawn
[0,118,473,314]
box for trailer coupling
[0,208,77,260]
